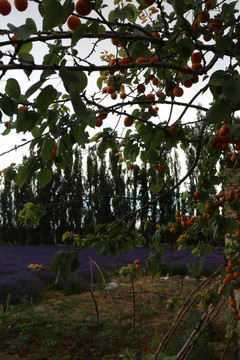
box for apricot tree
[1,0,240,358]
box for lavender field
[0,244,225,306]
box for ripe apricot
[102,87,107,94]
[18,106,28,111]
[191,52,202,64]
[14,0,28,12]
[152,32,160,38]
[149,56,158,63]
[223,278,230,286]
[203,34,211,42]
[137,84,145,93]
[157,165,165,173]
[136,57,147,63]
[75,0,92,16]
[141,0,154,6]
[226,266,232,272]
[111,93,117,100]
[98,111,107,120]
[121,57,130,64]
[170,227,176,233]
[152,77,159,86]
[134,259,140,265]
[234,271,240,279]
[107,86,115,94]
[95,118,103,127]
[191,63,203,71]
[205,0,212,10]
[4,121,11,128]
[146,93,155,101]
[111,38,120,46]
[0,0,11,15]
[198,11,210,23]
[120,92,127,100]
[129,163,135,170]
[169,125,177,136]
[124,116,134,127]
[67,15,81,31]
[173,87,183,97]
[231,153,237,162]
[232,308,238,314]
[135,264,140,269]
[183,79,193,88]
[193,190,201,201]
[226,273,233,281]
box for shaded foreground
[0,274,236,360]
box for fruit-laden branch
[0,54,219,74]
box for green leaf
[150,175,164,194]
[206,101,233,124]
[97,76,103,90]
[37,169,52,187]
[24,79,47,100]
[62,0,75,23]
[50,251,80,281]
[70,92,88,118]
[15,164,30,188]
[7,24,32,41]
[43,0,63,30]
[175,38,194,58]
[223,78,240,106]
[71,24,88,47]
[0,95,17,116]
[167,0,186,15]
[41,138,55,161]
[60,68,88,94]
[16,110,39,133]
[18,42,33,54]
[25,18,37,33]
[128,41,152,61]
[5,78,21,100]
[36,85,59,110]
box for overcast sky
[0,0,239,172]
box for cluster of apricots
[96,111,108,127]
[175,210,197,229]
[0,0,28,16]
[223,258,240,284]
[212,122,240,163]
[228,296,240,321]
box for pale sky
[0,0,239,174]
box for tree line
[0,145,188,245]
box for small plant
[186,258,205,283]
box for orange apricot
[95,118,103,127]
[205,0,212,10]
[191,52,202,64]
[136,57,147,63]
[107,86,115,94]
[129,163,135,170]
[14,0,28,12]
[4,121,11,128]
[141,0,154,6]
[0,0,11,15]
[146,93,155,101]
[152,32,160,38]
[75,0,92,16]
[152,77,159,86]
[18,106,28,111]
[137,84,145,93]
[67,15,81,31]
[124,116,134,127]
[157,165,165,173]
[169,126,177,136]
[198,11,210,23]
[191,63,203,71]
[120,92,127,100]
[173,87,183,97]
